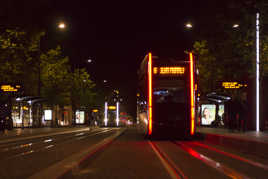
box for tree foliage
[70,68,96,109]
[41,46,71,106]
[193,0,268,96]
[0,29,43,96]
[0,28,97,109]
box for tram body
[137,53,197,138]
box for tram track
[149,141,187,179]
[149,139,268,179]
[172,141,250,179]
[0,128,114,161]
[185,141,268,171]
[30,128,126,179]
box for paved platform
[197,127,268,158]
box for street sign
[108,106,116,110]
[222,82,247,89]
[0,84,22,92]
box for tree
[70,68,96,124]
[193,1,268,98]
[40,46,71,106]
[0,29,43,96]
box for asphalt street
[0,127,120,179]
[63,127,268,179]
[1,127,268,179]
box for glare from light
[144,118,148,125]
[108,106,116,110]
[148,52,153,135]
[29,106,32,124]
[116,102,119,126]
[88,59,92,63]
[44,139,53,143]
[104,102,108,126]
[256,13,260,132]
[233,24,239,28]
[58,23,66,29]
[185,23,193,29]
[189,53,195,135]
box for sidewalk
[197,127,268,157]
[0,126,92,144]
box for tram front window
[153,88,185,104]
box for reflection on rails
[173,141,250,179]
[149,140,263,179]
[0,128,114,161]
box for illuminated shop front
[58,107,72,126]
[12,96,45,128]
[12,104,32,127]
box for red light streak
[189,53,195,135]
[190,142,268,170]
[148,53,153,135]
[175,142,250,179]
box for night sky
[0,0,238,116]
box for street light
[232,24,239,28]
[185,23,193,29]
[58,22,66,29]
[256,13,260,132]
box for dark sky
[0,0,238,116]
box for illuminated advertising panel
[44,110,52,121]
[201,104,216,125]
[76,111,85,124]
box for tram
[137,52,198,138]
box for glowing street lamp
[104,101,108,126]
[185,23,193,29]
[116,102,119,126]
[58,22,66,29]
[232,24,239,28]
[256,13,260,132]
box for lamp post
[256,12,260,132]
